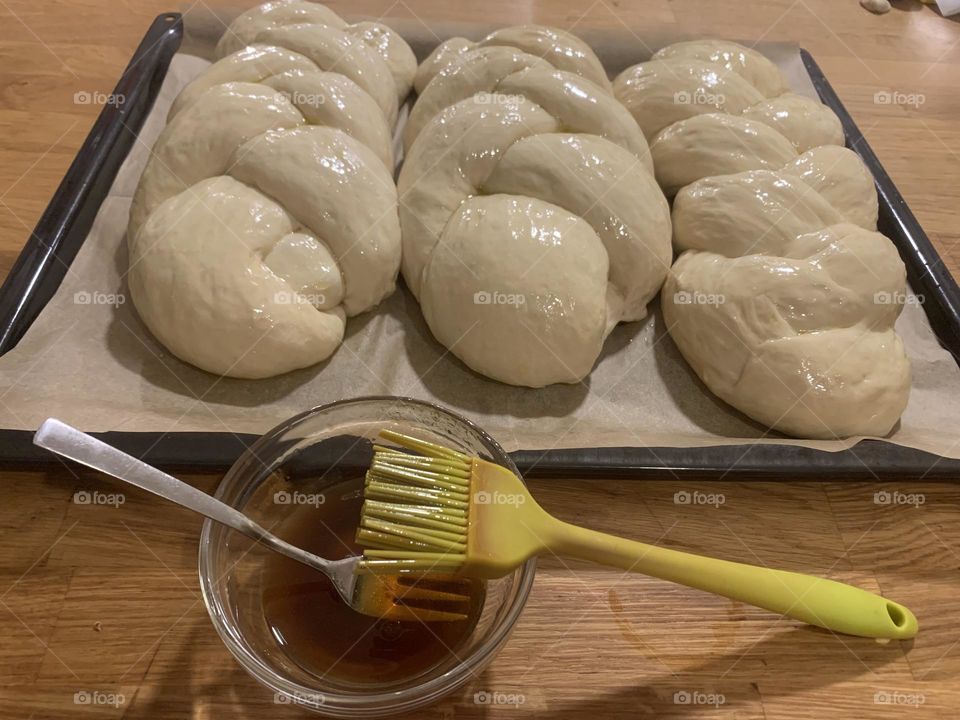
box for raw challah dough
[401,27,671,387]
[622,39,909,438]
[127,2,409,378]
[421,195,612,387]
[612,59,766,139]
[615,44,843,154]
[404,50,651,162]
[650,39,789,98]
[663,222,910,439]
[414,25,612,94]
[650,113,797,197]
[781,145,878,229]
[215,0,416,105]
[741,92,844,152]
[671,169,844,256]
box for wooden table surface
[1,1,959,718]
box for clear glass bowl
[198,397,537,717]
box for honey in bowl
[261,476,485,684]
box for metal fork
[33,419,470,623]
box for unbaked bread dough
[214,0,416,103]
[671,169,844,256]
[650,113,798,196]
[253,24,401,125]
[615,41,845,187]
[400,28,671,387]
[651,39,789,98]
[127,3,408,378]
[129,176,348,379]
[612,58,765,139]
[628,38,909,438]
[741,92,845,152]
[129,119,400,379]
[662,223,910,438]
[420,195,612,387]
[404,51,650,164]
[401,97,669,314]
[781,145,878,229]
[414,24,611,93]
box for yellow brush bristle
[356,431,474,573]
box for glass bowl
[198,397,537,717]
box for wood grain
[1,1,959,718]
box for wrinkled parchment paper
[0,10,958,460]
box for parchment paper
[0,12,958,459]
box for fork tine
[378,604,469,622]
[386,574,472,601]
[352,573,472,622]
[394,573,468,587]
[393,574,475,597]
[392,585,471,603]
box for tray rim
[0,16,957,478]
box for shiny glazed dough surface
[400,27,671,388]
[127,2,409,379]
[621,38,910,438]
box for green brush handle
[541,515,917,639]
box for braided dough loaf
[400,27,671,387]
[614,42,842,154]
[617,40,909,438]
[663,215,910,439]
[215,0,416,109]
[127,2,409,379]
[649,39,789,98]
[413,25,611,94]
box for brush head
[357,430,539,579]
[356,430,473,574]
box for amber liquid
[261,477,485,684]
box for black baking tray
[1,15,958,479]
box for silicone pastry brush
[356,430,918,640]
[34,419,471,622]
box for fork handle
[542,515,917,639]
[32,418,317,570]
